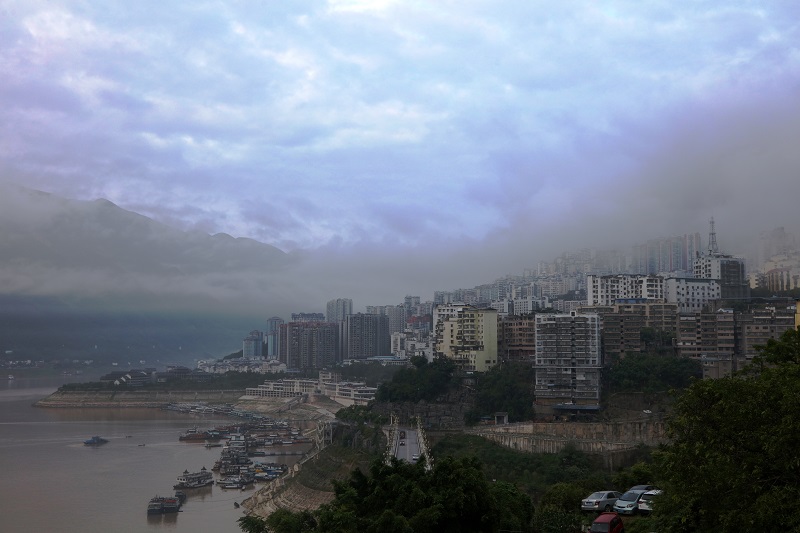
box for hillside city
[185,220,800,414]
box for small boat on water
[84,436,109,446]
[7,374,14,380]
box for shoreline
[34,389,247,408]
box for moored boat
[147,495,181,514]
[147,497,164,515]
[173,466,213,489]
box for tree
[651,327,800,532]
[607,354,701,393]
[374,356,456,403]
[249,456,534,533]
[465,362,535,423]
[750,325,800,367]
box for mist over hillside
[0,185,301,361]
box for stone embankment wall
[468,418,668,458]
[371,400,471,429]
[34,389,246,408]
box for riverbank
[34,389,247,408]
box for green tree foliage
[532,505,583,533]
[374,356,456,403]
[651,327,800,532]
[432,435,608,500]
[639,327,675,354]
[336,362,403,387]
[751,325,800,367]
[607,354,701,393]
[248,457,534,533]
[335,405,387,425]
[610,460,655,493]
[465,362,535,423]
[539,482,586,513]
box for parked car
[637,489,662,515]
[590,512,624,533]
[612,489,647,515]
[581,491,622,512]
[628,484,656,491]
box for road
[392,427,422,463]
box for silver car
[581,491,622,512]
[612,489,647,515]
[637,489,663,514]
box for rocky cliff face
[371,387,476,429]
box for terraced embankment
[243,445,374,518]
[34,389,246,408]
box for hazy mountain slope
[0,184,293,311]
[0,184,298,361]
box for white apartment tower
[587,274,665,306]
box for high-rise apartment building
[277,322,339,369]
[587,274,665,306]
[534,311,602,410]
[499,315,536,363]
[693,255,749,299]
[326,298,353,324]
[663,277,721,314]
[582,302,679,359]
[693,218,749,300]
[632,233,702,275]
[291,312,326,322]
[341,313,391,360]
[265,316,284,358]
[433,304,498,372]
[242,330,263,358]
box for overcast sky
[2,1,800,306]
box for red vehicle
[590,512,624,533]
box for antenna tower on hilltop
[707,217,719,256]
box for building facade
[341,313,391,360]
[534,312,602,410]
[278,322,339,370]
[433,304,498,372]
[326,298,353,324]
[587,274,665,306]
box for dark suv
[590,512,624,533]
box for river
[0,377,306,533]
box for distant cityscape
[5,218,795,417]
[202,221,798,414]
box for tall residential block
[534,311,602,410]
[433,303,498,372]
[499,315,536,363]
[265,316,284,358]
[278,322,339,370]
[341,313,390,360]
[326,298,353,324]
[587,274,665,306]
[242,330,264,358]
